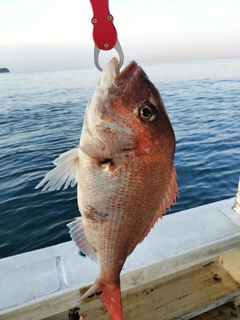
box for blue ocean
[0,59,239,259]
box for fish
[36,57,178,320]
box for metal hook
[94,39,124,72]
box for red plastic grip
[89,0,118,50]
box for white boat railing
[1,190,240,319]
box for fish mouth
[113,60,139,89]
[100,58,140,90]
[97,59,142,137]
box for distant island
[0,68,10,73]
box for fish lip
[100,58,119,89]
[100,59,140,90]
[113,61,139,88]
[97,60,138,134]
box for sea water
[0,59,239,259]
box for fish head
[83,57,175,164]
[98,58,175,157]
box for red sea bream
[36,58,178,320]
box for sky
[0,0,240,72]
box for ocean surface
[0,59,240,259]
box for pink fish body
[36,58,178,320]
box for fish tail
[80,277,123,320]
[100,281,123,320]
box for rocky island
[0,68,10,73]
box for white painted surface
[233,179,240,214]
[0,258,59,310]
[0,197,240,319]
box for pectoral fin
[35,148,79,191]
[80,132,115,164]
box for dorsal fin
[67,217,98,263]
[135,166,178,249]
[35,148,79,191]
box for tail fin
[80,278,123,320]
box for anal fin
[67,217,98,263]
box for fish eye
[139,102,157,121]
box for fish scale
[36,57,178,320]
[80,151,172,280]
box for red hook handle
[89,0,118,51]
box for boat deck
[193,298,240,319]
[1,197,240,320]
